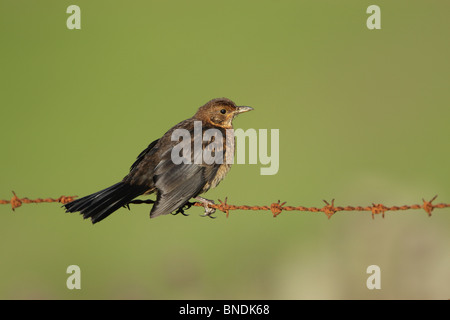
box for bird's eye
[220,109,227,114]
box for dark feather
[150,161,211,218]
[129,139,159,172]
[64,182,147,223]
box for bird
[63,97,253,224]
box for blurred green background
[1,0,449,299]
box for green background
[1,0,449,299]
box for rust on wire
[0,191,449,218]
[0,191,77,211]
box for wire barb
[0,191,78,211]
[371,203,388,219]
[216,197,231,218]
[322,199,337,219]
[271,200,286,217]
[1,193,449,219]
[422,195,438,216]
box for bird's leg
[195,196,216,218]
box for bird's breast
[206,162,232,191]
[201,129,235,192]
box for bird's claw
[172,201,194,216]
[173,208,189,216]
[195,197,216,218]
[200,206,217,219]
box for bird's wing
[149,148,220,218]
[124,119,226,217]
[129,138,160,172]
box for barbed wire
[1,191,449,219]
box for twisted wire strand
[1,192,448,219]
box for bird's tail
[63,182,147,224]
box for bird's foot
[195,196,216,219]
[172,201,194,216]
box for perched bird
[63,98,253,223]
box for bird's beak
[235,106,254,114]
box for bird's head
[195,97,253,128]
